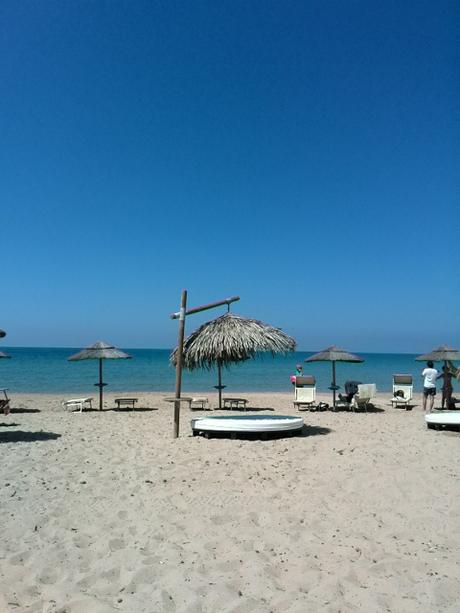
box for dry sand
[0,391,459,613]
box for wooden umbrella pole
[218,362,223,409]
[332,361,337,408]
[173,290,187,439]
[170,292,242,437]
[99,358,103,410]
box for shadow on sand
[358,404,385,413]
[436,427,460,436]
[106,407,159,413]
[330,404,385,414]
[0,422,21,427]
[207,406,276,413]
[298,424,332,437]
[390,404,416,411]
[9,408,41,414]
[192,424,331,440]
[0,430,61,444]
[66,407,159,413]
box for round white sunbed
[425,411,460,430]
[191,414,304,438]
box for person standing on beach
[290,364,303,385]
[437,365,453,409]
[421,360,438,412]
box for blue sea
[0,347,452,394]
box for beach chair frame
[0,388,10,415]
[391,374,413,410]
[293,376,316,411]
[351,384,376,412]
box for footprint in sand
[210,514,233,526]
[8,551,31,565]
[37,568,59,585]
[108,538,125,551]
[161,588,177,612]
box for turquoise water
[1,347,455,394]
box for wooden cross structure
[170,291,240,438]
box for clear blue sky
[1,1,458,352]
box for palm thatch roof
[305,345,364,363]
[415,345,460,362]
[171,313,296,369]
[0,330,6,338]
[68,340,132,361]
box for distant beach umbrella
[171,312,296,408]
[68,341,132,410]
[305,346,364,408]
[0,330,6,338]
[415,345,460,364]
[0,352,11,359]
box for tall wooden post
[332,361,337,408]
[217,362,223,409]
[173,290,187,438]
[99,358,103,410]
[170,294,240,438]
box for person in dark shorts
[421,360,439,412]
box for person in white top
[421,360,439,412]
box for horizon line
[1,345,422,355]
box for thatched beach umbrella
[171,312,296,408]
[68,341,132,410]
[416,345,460,364]
[305,346,364,408]
[416,345,460,381]
[0,330,6,338]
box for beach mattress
[191,414,304,435]
[425,411,460,429]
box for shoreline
[5,390,422,400]
[6,390,423,415]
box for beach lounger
[391,374,413,410]
[190,397,209,410]
[335,380,362,410]
[351,384,376,411]
[0,388,10,415]
[223,397,248,410]
[114,397,138,410]
[293,376,316,411]
[62,397,94,413]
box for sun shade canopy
[68,341,132,361]
[415,345,460,362]
[171,313,296,370]
[171,312,296,408]
[305,346,364,363]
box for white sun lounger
[293,376,316,410]
[62,397,94,413]
[190,397,209,410]
[351,384,376,411]
[390,374,413,410]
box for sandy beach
[1,391,459,613]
